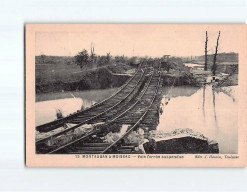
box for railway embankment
[36,63,237,95]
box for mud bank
[219,73,238,86]
[36,68,130,94]
[144,129,219,154]
[161,72,197,87]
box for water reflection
[35,98,95,126]
[157,85,238,154]
[202,86,205,122]
[35,88,118,126]
[81,99,96,110]
[35,85,238,154]
[163,86,200,98]
[212,86,219,134]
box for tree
[106,52,111,63]
[115,55,125,63]
[204,31,208,71]
[98,56,107,66]
[90,42,96,63]
[98,52,112,66]
[212,31,221,76]
[162,62,171,72]
[40,54,46,63]
[74,49,89,69]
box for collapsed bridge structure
[36,61,163,154]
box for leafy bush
[74,49,90,69]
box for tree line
[74,47,168,69]
[74,48,133,69]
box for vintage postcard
[26,24,247,167]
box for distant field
[181,52,239,64]
[35,57,133,94]
[190,61,238,66]
[36,57,134,85]
[36,63,82,84]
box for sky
[35,24,241,57]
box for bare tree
[90,42,96,63]
[212,31,221,76]
[204,31,208,71]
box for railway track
[44,62,162,154]
[101,64,162,154]
[36,62,153,153]
[36,62,145,133]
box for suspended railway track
[36,62,163,154]
[36,62,145,133]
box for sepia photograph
[2,0,247,192]
[25,24,247,167]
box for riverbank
[35,55,137,94]
[36,57,238,94]
[219,73,238,86]
[36,67,237,95]
[161,71,197,86]
[36,67,130,94]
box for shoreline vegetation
[35,52,238,95]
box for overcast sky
[35,25,240,57]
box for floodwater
[157,85,238,154]
[35,88,117,126]
[184,63,204,67]
[36,85,238,154]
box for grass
[36,60,133,85]
[35,57,134,94]
[36,63,83,84]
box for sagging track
[36,61,163,154]
[36,62,145,132]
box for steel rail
[36,62,144,132]
[47,65,156,154]
[101,64,162,154]
[36,64,148,146]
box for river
[36,85,238,154]
[184,63,204,68]
[157,85,238,154]
[35,88,118,126]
